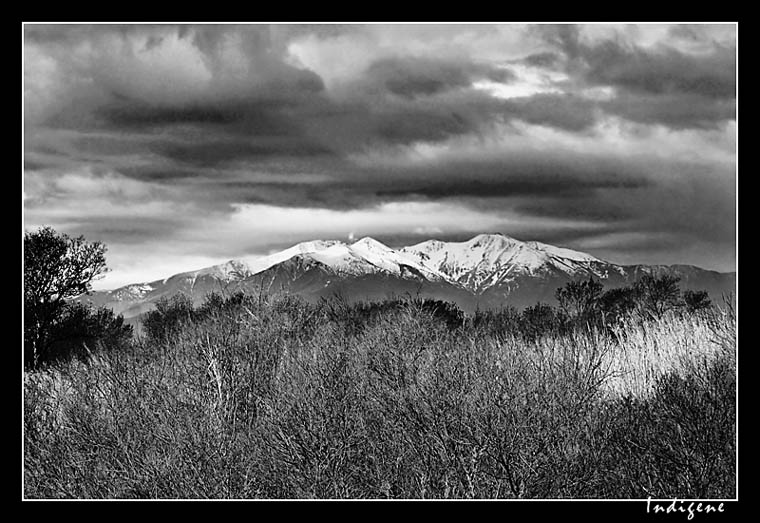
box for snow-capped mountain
[401,234,616,293]
[79,233,736,319]
[179,237,449,284]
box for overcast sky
[23,23,737,289]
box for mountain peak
[235,239,344,276]
[351,236,389,249]
[466,233,521,248]
[292,239,343,251]
[400,233,610,292]
[470,232,508,239]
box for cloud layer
[23,24,737,288]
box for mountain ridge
[80,233,736,319]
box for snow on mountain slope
[524,240,602,263]
[81,232,735,319]
[347,237,450,280]
[102,233,619,299]
[178,240,342,284]
[179,237,453,283]
[402,233,609,292]
[303,242,376,276]
[110,283,155,301]
[191,259,254,281]
[240,240,342,275]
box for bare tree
[634,273,682,319]
[555,277,603,320]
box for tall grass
[23,294,736,499]
[603,306,734,400]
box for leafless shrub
[23,293,736,499]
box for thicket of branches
[25,289,735,499]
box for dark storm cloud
[534,24,583,60]
[92,98,331,161]
[177,149,656,219]
[183,24,327,94]
[295,90,602,153]
[338,56,593,139]
[24,24,131,43]
[364,56,516,99]
[85,66,591,163]
[666,24,736,46]
[89,91,597,165]
[24,158,56,172]
[373,158,651,199]
[367,106,476,145]
[65,137,658,219]
[501,94,597,132]
[28,24,737,142]
[25,23,731,155]
[521,161,735,251]
[27,24,596,166]
[153,137,334,167]
[533,24,736,130]
[116,166,201,182]
[98,103,249,127]
[24,24,199,43]
[521,52,561,68]
[582,40,736,99]
[516,196,641,223]
[378,177,643,200]
[91,81,325,137]
[667,24,705,41]
[57,215,188,245]
[518,182,734,245]
[27,24,326,125]
[600,92,735,130]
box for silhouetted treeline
[138,271,715,351]
[473,273,713,341]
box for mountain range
[79,233,736,320]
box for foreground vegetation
[24,291,736,499]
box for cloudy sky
[23,23,737,290]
